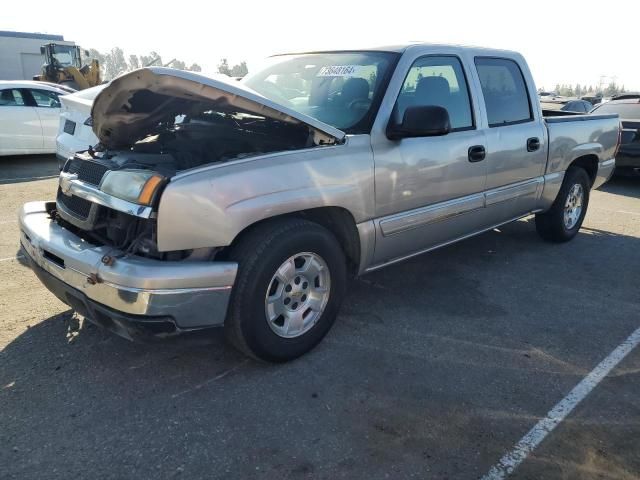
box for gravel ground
[1,155,639,479]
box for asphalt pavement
[1,155,639,479]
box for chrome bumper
[19,201,237,331]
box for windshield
[243,52,399,134]
[52,45,80,68]
[591,102,640,119]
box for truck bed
[543,112,619,176]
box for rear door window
[475,57,533,127]
[29,89,61,108]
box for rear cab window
[474,57,533,127]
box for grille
[56,189,93,220]
[64,158,109,186]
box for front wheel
[225,218,346,362]
[535,166,591,242]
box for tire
[225,218,347,362]
[535,166,591,242]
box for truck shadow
[0,154,59,185]
[2,215,640,478]
[3,214,639,388]
[598,174,640,198]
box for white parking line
[617,210,640,217]
[0,255,24,263]
[482,325,640,479]
[171,360,249,398]
[591,207,640,217]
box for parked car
[539,91,558,99]
[610,92,640,101]
[0,81,70,156]
[582,95,603,105]
[19,44,620,361]
[56,84,105,167]
[591,98,640,175]
[541,99,592,113]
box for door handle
[468,145,486,162]
[527,137,541,152]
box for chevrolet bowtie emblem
[59,173,78,196]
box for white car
[0,81,71,156]
[56,84,105,166]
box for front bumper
[19,201,238,338]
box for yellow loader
[33,43,101,90]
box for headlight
[100,170,165,206]
[84,116,93,126]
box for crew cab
[19,44,621,361]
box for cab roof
[274,42,520,57]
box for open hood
[91,67,345,149]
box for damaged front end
[54,67,345,259]
[56,152,164,258]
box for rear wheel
[225,218,346,362]
[535,166,591,242]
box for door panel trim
[377,176,543,237]
[484,177,543,206]
[379,192,485,236]
[366,212,532,273]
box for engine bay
[56,108,318,259]
[54,68,345,259]
[91,109,316,177]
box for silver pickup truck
[20,44,621,361]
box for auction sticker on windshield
[317,65,366,77]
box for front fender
[156,136,374,252]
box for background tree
[604,82,625,96]
[86,47,226,80]
[139,51,163,67]
[217,58,248,77]
[230,61,248,77]
[103,47,128,80]
[217,58,231,75]
[128,54,140,70]
[169,59,186,70]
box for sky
[2,0,639,91]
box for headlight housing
[100,170,165,206]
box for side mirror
[387,105,451,140]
